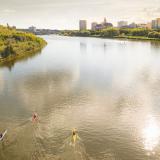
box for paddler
[0,133,2,138]
[72,128,79,143]
[32,112,38,122]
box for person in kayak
[32,113,38,122]
[71,128,80,143]
[0,133,2,138]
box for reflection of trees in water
[0,50,42,70]
[150,41,160,53]
[150,41,160,48]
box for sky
[0,0,160,29]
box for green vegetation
[0,25,47,64]
[59,28,160,41]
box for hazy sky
[0,0,160,29]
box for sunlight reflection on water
[142,115,160,153]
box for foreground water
[1,36,160,160]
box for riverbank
[59,28,160,42]
[92,35,160,41]
[0,26,47,65]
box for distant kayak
[0,130,7,141]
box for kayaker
[0,133,2,138]
[72,128,79,143]
[32,113,38,122]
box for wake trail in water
[59,135,90,160]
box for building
[137,23,147,28]
[146,22,152,29]
[152,18,160,29]
[137,23,151,29]
[12,26,16,29]
[102,17,113,28]
[103,22,113,28]
[91,22,97,30]
[152,20,157,29]
[28,26,37,32]
[79,20,87,31]
[117,21,128,28]
[157,18,160,29]
[128,22,137,28]
[95,24,104,30]
[104,17,107,24]
[91,18,113,30]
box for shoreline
[58,34,160,42]
[0,43,46,65]
[58,28,160,42]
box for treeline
[59,28,160,40]
[0,25,47,63]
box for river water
[1,36,160,160]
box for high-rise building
[103,17,107,24]
[152,20,157,29]
[157,18,160,29]
[117,21,128,28]
[91,22,97,30]
[90,18,113,31]
[79,20,87,31]
[151,18,160,29]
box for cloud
[142,7,160,18]
[0,0,160,28]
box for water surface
[1,36,160,160]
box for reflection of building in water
[150,41,160,48]
[103,43,107,53]
[80,42,87,53]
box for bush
[130,28,149,36]
[101,28,119,38]
[0,26,46,59]
[148,31,160,39]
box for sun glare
[142,116,160,152]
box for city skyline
[0,0,160,29]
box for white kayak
[0,130,7,141]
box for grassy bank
[0,26,47,64]
[114,36,160,41]
[59,28,160,41]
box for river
[1,35,160,160]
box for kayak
[0,130,7,141]
[73,135,77,143]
